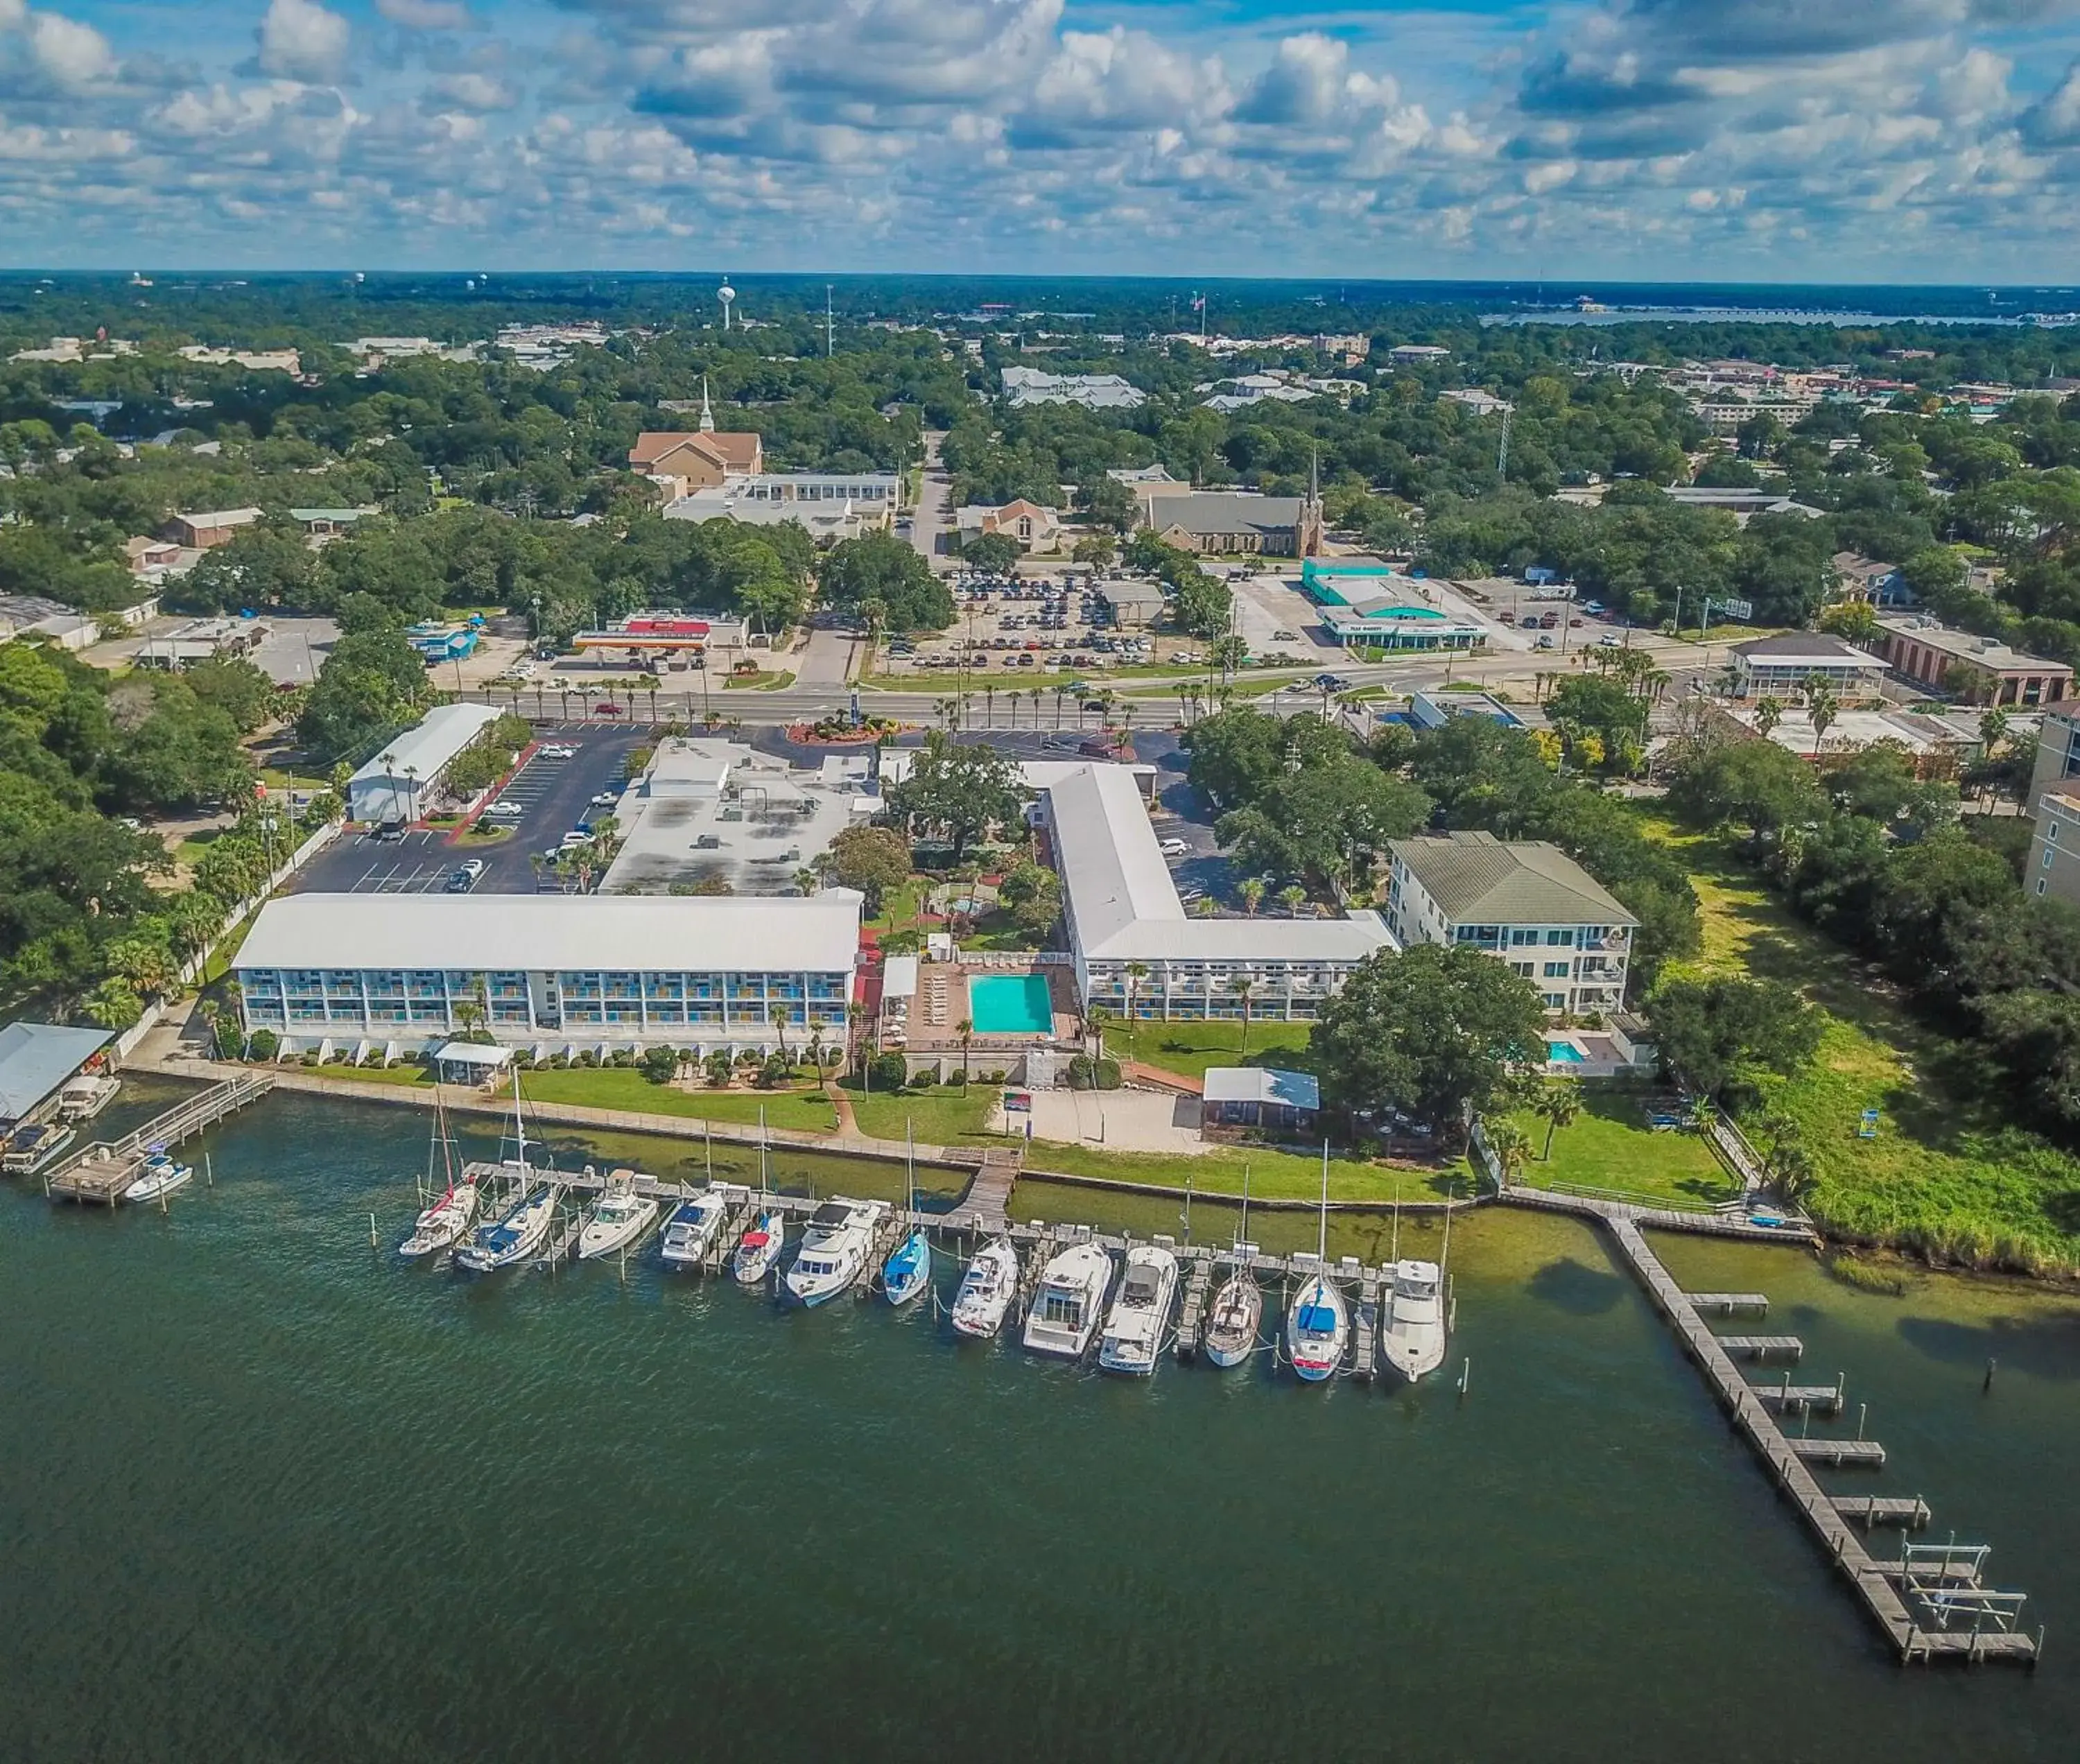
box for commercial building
[232,894,862,1053]
[345,702,503,825]
[2029,703,2080,804]
[1138,490,1324,558]
[1000,366,1145,410]
[169,508,263,549]
[2029,790,2080,907]
[956,500,1062,553]
[1385,832,1636,1014]
[1727,633,1889,702]
[1873,616,2074,707]
[1322,608,1485,653]
[0,1022,114,1126]
[1094,580,1169,628]
[1038,762,1394,1020]
[135,616,272,671]
[1202,1067,1320,1134]
[569,612,749,662]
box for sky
[8,0,2080,279]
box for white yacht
[1098,1244,1178,1376]
[399,1179,479,1257]
[660,1185,743,1269]
[124,1151,193,1205]
[783,1197,890,1307]
[950,1236,1019,1340]
[578,1169,659,1261]
[455,1176,560,1272]
[732,1209,785,1286]
[1021,1242,1113,1360]
[1379,1259,1447,1383]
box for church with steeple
[627,374,765,497]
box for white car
[539,744,577,759]
[560,831,593,850]
[482,800,522,818]
[590,791,619,808]
[1158,838,1190,858]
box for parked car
[592,702,625,717]
[374,819,408,842]
[590,791,619,808]
[445,859,487,893]
[560,831,593,850]
[1535,634,1556,650]
[1158,838,1190,857]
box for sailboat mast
[906,1117,915,1213]
[512,1067,528,1175]
[759,1102,769,1195]
[1317,1139,1328,1261]
[1440,1179,1455,1272]
[1391,1177,1401,1265]
[1238,1162,1249,1252]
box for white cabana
[431,1041,515,1083]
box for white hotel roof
[234,892,864,976]
[1043,763,1394,965]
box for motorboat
[1379,1259,1447,1383]
[951,1236,1019,1339]
[1098,1243,1178,1376]
[881,1227,932,1306]
[1286,1141,1349,1382]
[124,1150,193,1205]
[784,1197,890,1307]
[399,1179,479,1257]
[1286,1270,1349,1382]
[56,1074,120,1123]
[732,1209,786,1286]
[1201,1163,1261,1369]
[399,1089,477,1257]
[455,1177,561,1272]
[578,1169,659,1261]
[1021,1242,1113,1360]
[660,1185,742,1269]
[2,1120,75,1175]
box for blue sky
[7,0,2080,278]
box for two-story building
[1726,633,1889,702]
[1873,616,2073,707]
[1385,833,1637,1014]
[233,894,861,1055]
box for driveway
[796,622,860,686]
[1017,1089,1209,1154]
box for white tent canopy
[431,1041,514,1070]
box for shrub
[704,1050,735,1087]
[1093,1057,1122,1090]
[246,1028,278,1062]
[548,1051,570,1069]
[301,1050,321,1066]
[869,1051,908,1091]
[1066,1054,1095,1089]
[759,1053,790,1088]
[948,1069,968,1087]
[642,1046,679,1084]
[511,1050,536,1069]
[576,1049,600,1069]
[981,1069,1007,1084]
[609,1047,635,1069]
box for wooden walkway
[1719,1335,1804,1360]
[1602,1217,2037,1667]
[48,1073,276,1205]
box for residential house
[1440,388,1512,417]
[1830,551,1909,606]
[1385,832,1637,1014]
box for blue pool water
[1363,605,1446,621]
[1547,1041,1586,1063]
[969,973,1054,1035]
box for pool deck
[895,960,1077,1055]
[969,974,1056,1036]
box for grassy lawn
[869,880,927,933]
[1500,1087,1737,1209]
[297,1062,435,1088]
[1649,815,2080,1272]
[1113,1017,1315,1082]
[1029,1140,1456,1203]
[501,1068,838,1132]
[722,671,793,691]
[847,1082,1008,1145]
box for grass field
[1113,1017,1315,1082]
[722,671,792,691]
[1648,816,2080,1272]
[499,1069,839,1132]
[845,1082,1006,1145]
[1500,1087,1737,1209]
[1028,1139,1456,1202]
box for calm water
[5,1095,2078,1763]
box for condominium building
[1039,763,1394,1020]
[233,894,861,1052]
[1385,833,1636,1013]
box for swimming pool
[1546,1040,1586,1064]
[969,974,1054,1035]
[1362,605,1446,621]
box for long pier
[47,1074,275,1205]
[1602,1216,2038,1667]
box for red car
[592,702,625,717]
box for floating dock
[47,1074,275,1205]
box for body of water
[4,1093,2077,1763]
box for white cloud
[428,71,514,111]
[28,11,112,85]
[376,0,472,26]
[258,0,351,83]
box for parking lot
[290,727,646,898]
[877,569,1205,680]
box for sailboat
[399,1089,478,1257]
[951,1236,1019,1338]
[733,1105,785,1286]
[578,1167,659,1260]
[455,1072,559,1272]
[1202,1164,1261,1369]
[1285,1141,1348,1383]
[881,1121,932,1306]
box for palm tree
[806,1013,828,1071]
[1486,1118,1534,1188]
[794,867,817,897]
[1773,1143,1817,1203]
[1803,673,1839,750]
[1123,960,1150,1061]
[1278,883,1308,917]
[1052,684,1073,730]
[956,1017,974,1085]
[1532,1078,1582,1160]
[983,684,996,727]
[1086,1002,1113,1057]
[1239,876,1265,917]
[1687,1093,1718,1134]
[768,1001,791,1064]
[1227,975,1260,1057]
[1753,695,1785,737]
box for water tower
[718,279,736,331]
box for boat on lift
[1285,1142,1349,1382]
[1379,1259,1447,1382]
[950,1236,1019,1338]
[578,1168,659,1261]
[56,1073,121,1123]
[785,1197,890,1307]
[1021,1242,1113,1360]
[1097,1243,1178,1376]
[1202,1164,1262,1369]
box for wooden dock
[1685,1291,1769,1313]
[1718,1335,1804,1361]
[1832,1496,1931,1528]
[1175,1256,1213,1360]
[1752,1374,1846,1415]
[1601,1218,2038,1668]
[47,1073,275,1205]
[942,1153,1019,1233]
[1351,1271,1380,1383]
